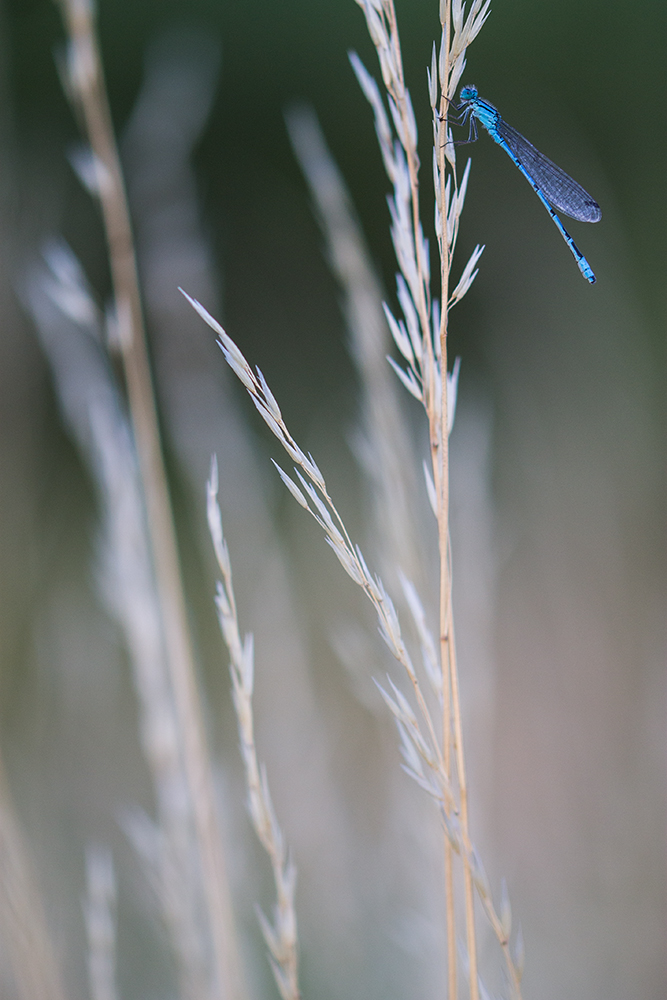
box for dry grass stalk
[207,458,301,1000]
[351,1,521,998]
[54,2,246,997]
[186,0,523,995]
[183,285,522,995]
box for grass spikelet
[207,458,301,1000]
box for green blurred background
[0,1,664,999]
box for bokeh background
[0,1,664,999]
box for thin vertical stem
[57,3,246,997]
[442,673,456,1000]
[437,4,457,998]
[437,4,478,998]
[447,591,479,1000]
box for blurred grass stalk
[83,845,119,1000]
[49,0,247,998]
[284,103,423,596]
[0,756,68,1000]
[27,237,199,997]
[28,229,219,998]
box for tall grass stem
[56,2,246,996]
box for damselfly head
[459,84,478,103]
